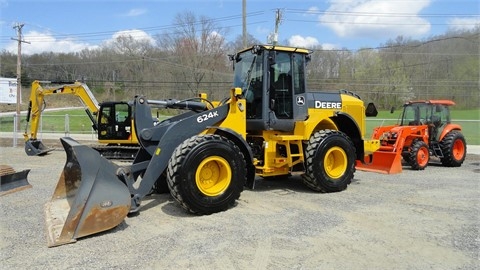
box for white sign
[0,77,19,104]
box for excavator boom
[23,80,139,159]
[24,80,100,156]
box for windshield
[401,103,433,126]
[233,50,263,92]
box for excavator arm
[24,80,100,156]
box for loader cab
[232,45,309,132]
[98,102,133,141]
[400,101,452,142]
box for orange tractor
[356,100,467,174]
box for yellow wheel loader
[44,45,380,247]
[24,80,139,159]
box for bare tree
[156,11,230,98]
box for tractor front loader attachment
[45,137,131,247]
[356,149,403,174]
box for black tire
[440,131,466,167]
[302,130,356,193]
[152,171,169,194]
[408,141,429,170]
[167,134,246,215]
[401,153,411,164]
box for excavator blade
[45,137,131,247]
[0,165,32,196]
[356,151,403,174]
[25,139,54,156]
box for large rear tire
[167,134,246,214]
[440,131,466,167]
[302,130,356,193]
[408,141,429,170]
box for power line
[285,8,480,18]
[0,11,266,43]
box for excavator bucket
[25,139,54,156]
[44,137,131,247]
[356,150,403,174]
[0,165,32,196]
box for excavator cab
[97,102,133,141]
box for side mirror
[366,103,378,117]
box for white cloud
[288,35,320,48]
[124,8,147,17]
[102,30,156,54]
[4,31,98,55]
[305,6,319,16]
[288,35,339,50]
[320,0,431,38]
[3,29,155,55]
[320,43,338,50]
[447,17,480,31]
[108,29,155,44]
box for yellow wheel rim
[324,146,347,179]
[195,156,232,196]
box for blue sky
[0,0,479,55]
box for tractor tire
[401,153,411,164]
[302,129,356,193]
[167,134,246,215]
[440,131,466,167]
[408,141,429,170]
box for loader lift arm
[45,89,252,247]
[24,80,100,156]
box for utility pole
[268,9,283,45]
[242,0,247,48]
[12,23,30,132]
[273,9,283,45]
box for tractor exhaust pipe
[44,137,131,247]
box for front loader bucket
[25,139,54,156]
[0,165,32,196]
[45,137,131,247]
[356,151,403,174]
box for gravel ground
[1,145,479,270]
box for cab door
[98,102,132,141]
[267,51,308,132]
